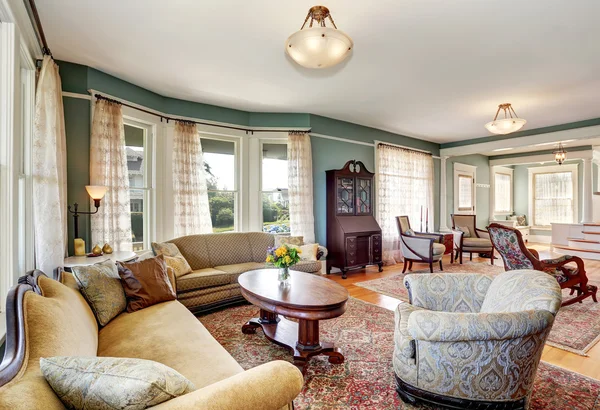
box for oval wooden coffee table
[238,269,349,372]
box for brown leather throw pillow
[117,254,176,313]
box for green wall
[58,60,442,251]
[446,154,490,229]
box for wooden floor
[324,243,600,380]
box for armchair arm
[451,229,463,249]
[476,228,490,240]
[151,361,303,410]
[540,254,586,285]
[394,303,424,360]
[316,245,328,261]
[414,232,443,243]
[404,273,493,312]
[400,235,435,260]
[408,310,555,342]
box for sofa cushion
[168,235,212,270]
[275,235,304,247]
[246,232,275,263]
[152,242,193,278]
[204,233,254,266]
[40,356,195,410]
[98,300,244,389]
[293,260,322,273]
[71,259,126,326]
[433,243,446,256]
[214,262,266,275]
[117,255,177,312]
[177,268,231,293]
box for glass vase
[278,267,291,287]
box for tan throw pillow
[457,226,471,238]
[290,243,319,261]
[151,242,192,278]
[71,259,126,326]
[117,255,176,313]
[275,235,304,247]
[40,356,195,410]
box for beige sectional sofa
[167,232,325,313]
[0,271,303,409]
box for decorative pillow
[275,235,304,247]
[71,259,126,326]
[151,242,192,278]
[516,215,527,226]
[404,229,415,236]
[40,356,195,410]
[290,243,319,261]
[117,255,176,313]
[457,226,471,237]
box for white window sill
[531,226,552,231]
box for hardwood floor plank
[320,243,600,380]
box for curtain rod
[26,0,52,57]
[376,141,433,156]
[94,94,311,135]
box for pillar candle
[74,238,86,256]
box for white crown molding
[489,149,592,167]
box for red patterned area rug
[354,262,600,356]
[198,298,600,409]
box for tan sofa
[166,232,326,314]
[0,271,303,410]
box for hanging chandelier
[484,103,527,135]
[285,6,353,69]
[553,143,567,165]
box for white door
[454,163,476,215]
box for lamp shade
[285,27,353,69]
[85,185,108,200]
[484,118,527,135]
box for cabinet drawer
[346,237,357,250]
[373,254,382,263]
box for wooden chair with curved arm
[488,223,598,306]
[396,216,446,273]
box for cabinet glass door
[356,178,372,215]
[337,177,354,214]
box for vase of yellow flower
[266,244,301,287]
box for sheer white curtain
[288,132,315,243]
[172,121,212,237]
[534,171,574,226]
[90,99,133,251]
[376,143,434,264]
[494,173,511,213]
[33,56,68,274]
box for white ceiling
[37,0,600,143]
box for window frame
[453,163,477,215]
[528,163,578,229]
[259,139,289,233]
[123,115,155,251]
[492,166,514,215]
[200,133,241,233]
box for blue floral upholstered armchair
[393,270,562,409]
[488,223,598,307]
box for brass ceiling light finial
[285,5,353,69]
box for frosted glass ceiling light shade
[484,103,526,135]
[286,6,353,69]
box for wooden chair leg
[469,252,472,261]
[439,259,443,271]
[490,248,494,265]
[459,249,463,264]
[429,262,433,273]
[409,261,413,270]
[402,259,408,273]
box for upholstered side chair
[394,270,562,409]
[488,223,598,306]
[451,214,494,264]
[396,216,446,273]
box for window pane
[458,175,472,209]
[208,191,235,233]
[495,173,511,212]
[534,172,573,226]
[262,143,288,192]
[125,125,145,188]
[130,189,145,251]
[202,138,235,191]
[262,192,290,233]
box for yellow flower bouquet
[266,244,301,285]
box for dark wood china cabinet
[326,160,383,279]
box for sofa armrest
[317,245,328,261]
[408,310,554,342]
[404,273,493,312]
[151,361,303,410]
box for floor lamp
[67,185,107,255]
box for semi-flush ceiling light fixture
[554,143,567,165]
[285,6,353,69]
[484,103,527,135]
